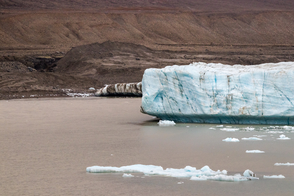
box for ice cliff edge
[141,62,294,125]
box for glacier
[141,62,294,125]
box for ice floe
[220,128,239,132]
[244,127,255,131]
[222,138,240,142]
[274,162,294,166]
[253,135,267,137]
[158,120,176,126]
[246,150,265,153]
[122,173,134,178]
[86,164,258,182]
[276,134,291,140]
[263,175,285,179]
[216,125,224,128]
[241,137,262,141]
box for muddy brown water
[0,98,293,196]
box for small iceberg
[222,138,240,142]
[246,150,265,153]
[158,120,176,126]
[220,128,239,132]
[241,137,262,141]
[263,175,285,179]
[244,127,255,131]
[277,134,291,140]
[274,162,294,166]
[86,164,258,182]
[122,173,134,178]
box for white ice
[244,127,255,131]
[86,164,257,182]
[274,162,294,166]
[277,134,291,140]
[222,138,240,142]
[246,150,265,153]
[220,128,239,132]
[158,120,176,126]
[122,173,134,178]
[241,137,262,141]
[263,175,285,179]
[216,125,224,127]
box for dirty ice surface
[141,62,294,124]
[86,164,258,182]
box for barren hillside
[0,0,293,99]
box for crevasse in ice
[141,62,294,125]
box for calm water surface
[0,98,293,196]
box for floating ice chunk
[274,162,294,166]
[209,127,216,130]
[243,169,257,178]
[253,135,267,137]
[89,87,95,90]
[186,126,190,128]
[263,175,285,179]
[282,126,294,130]
[177,182,184,184]
[216,125,224,128]
[277,134,291,140]
[241,137,262,141]
[220,128,239,132]
[222,138,240,142]
[86,164,256,182]
[246,150,265,153]
[158,120,176,126]
[122,173,134,178]
[86,164,163,173]
[267,131,284,134]
[244,127,255,131]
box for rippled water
[0,98,293,196]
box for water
[0,98,293,196]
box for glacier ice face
[141,62,294,125]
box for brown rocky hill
[0,10,293,52]
[0,0,293,99]
[0,0,293,51]
[1,0,293,11]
